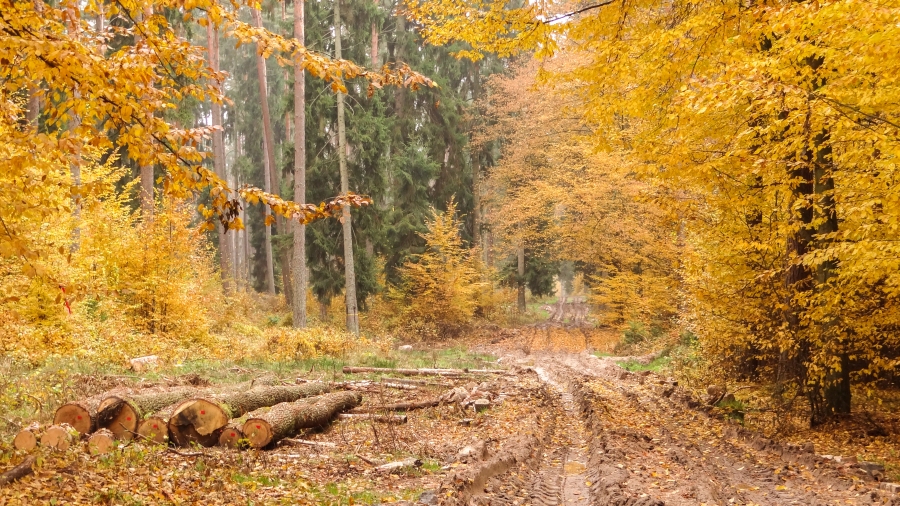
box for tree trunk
[334,0,360,336]
[243,391,361,448]
[206,21,232,293]
[66,7,82,252]
[812,129,850,423]
[292,0,308,327]
[517,246,526,313]
[341,366,464,377]
[167,383,329,447]
[252,8,278,295]
[370,20,379,67]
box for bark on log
[54,387,131,434]
[376,457,421,473]
[168,383,330,447]
[243,391,361,448]
[338,413,407,424]
[87,428,115,455]
[0,456,35,486]
[40,424,78,450]
[342,366,463,377]
[13,423,41,451]
[355,398,441,412]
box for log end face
[242,418,273,449]
[87,429,115,455]
[100,402,139,440]
[137,418,168,445]
[12,430,37,451]
[41,425,74,451]
[54,404,92,434]
[170,399,228,437]
[218,428,246,449]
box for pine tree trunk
[252,8,278,295]
[243,391,361,448]
[167,383,329,447]
[292,0,308,328]
[206,21,232,293]
[517,246,526,313]
[334,0,360,336]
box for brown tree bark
[517,246,526,313]
[0,456,35,487]
[292,0,308,328]
[251,8,278,295]
[97,387,201,440]
[334,0,360,336]
[206,20,233,293]
[167,383,329,447]
[243,391,361,448]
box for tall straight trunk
[812,129,849,423]
[27,1,42,126]
[291,0,308,328]
[334,0,359,336]
[517,246,525,313]
[370,20,378,67]
[251,8,278,295]
[66,7,82,252]
[262,148,277,294]
[206,21,232,293]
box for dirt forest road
[439,338,900,506]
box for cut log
[97,387,200,441]
[136,378,282,445]
[0,456,35,486]
[41,424,78,450]
[137,402,177,445]
[243,391,362,449]
[128,355,159,372]
[356,398,441,412]
[218,421,246,449]
[87,428,116,455]
[13,423,41,451]
[342,366,463,377]
[376,457,421,473]
[168,383,330,447]
[338,413,408,424]
[280,438,337,448]
[54,387,131,434]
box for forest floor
[0,325,899,505]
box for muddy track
[438,348,900,506]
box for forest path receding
[448,334,900,506]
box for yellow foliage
[391,200,493,338]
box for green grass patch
[619,354,671,373]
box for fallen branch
[354,398,441,412]
[342,366,463,378]
[376,457,422,473]
[281,438,337,448]
[168,448,202,457]
[338,413,408,424]
[0,456,35,486]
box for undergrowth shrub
[390,200,494,339]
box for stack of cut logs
[13,378,361,454]
[11,365,507,456]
